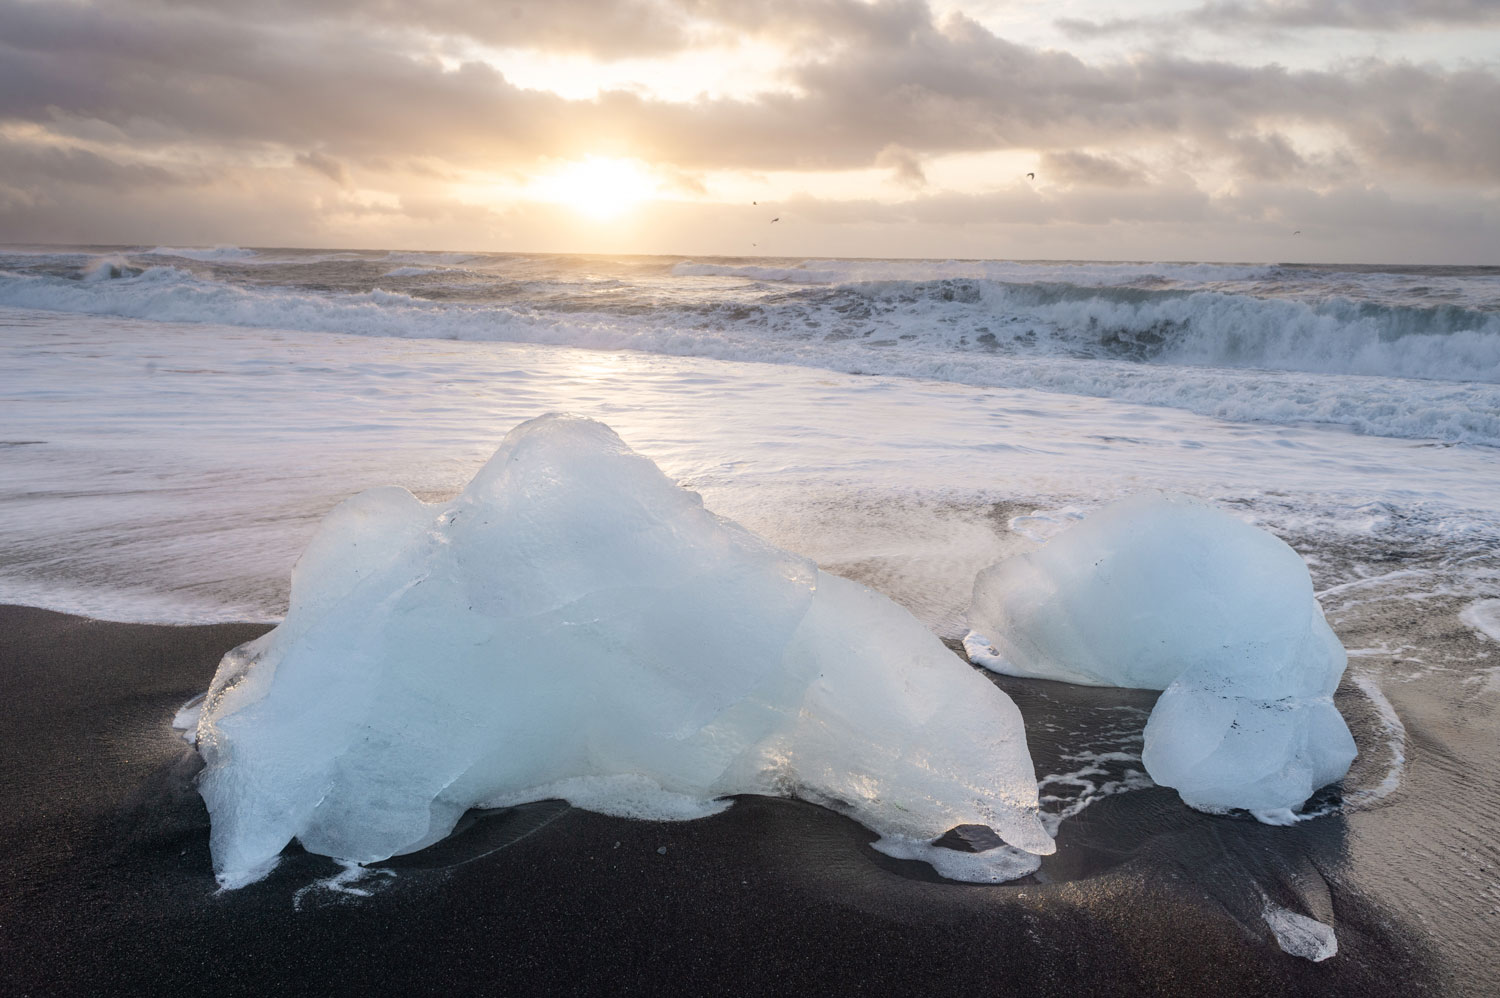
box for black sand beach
[5,602,1492,997]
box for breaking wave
[1,257,1497,446]
[144,246,260,263]
[672,258,1282,287]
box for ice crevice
[194,414,1053,889]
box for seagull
[1026,172,1035,180]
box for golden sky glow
[528,157,661,220]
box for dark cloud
[1204,0,1500,29]
[1224,132,1306,181]
[296,150,350,185]
[875,144,927,187]
[0,2,558,159]
[1058,0,1500,38]
[138,0,698,59]
[0,142,188,190]
[1038,150,1147,187]
[128,0,938,60]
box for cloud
[875,144,927,187]
[1038,150,1148,187]
[1208,0,1500,29]
[774,179,1496,263]
[0,141,187,190]
[127,0,940,61]
[901,184,1214,227]
[1058,0,1500,38]
[0,0,1495,258]
[657,165,708,195]
[295,150,350,185]
[3,0,1497,183]
[136,0,699,59]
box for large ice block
[197,414,1052,888]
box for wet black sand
[0,604,1486,996]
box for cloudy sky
[1,0,1496,261]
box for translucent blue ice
[967,494,1356,817]
[196,415,1052,888]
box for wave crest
[144,246,259,263]
[1,261,1496,446]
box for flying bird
[1293,230,1301,235]
[771,217,779,223]
[1026,172,1035,180]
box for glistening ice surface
[194,415,1052,889]
[967,495,1356,816]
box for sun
[531,156,657,220]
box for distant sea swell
[1,247,1497,446]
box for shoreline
[1,603,1454,996]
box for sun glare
[531,156,657,220]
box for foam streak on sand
[1035,749,1155,835]
[1315,569,1432,601]
[1459,599,1500,643]
[1344,671,1408,804]
[290,860,396,910]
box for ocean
[3,248,1498,446]
[1,245,1497,990]
[2,245,1496,624]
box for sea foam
[145,246,260,262]
[1,256,1496,445]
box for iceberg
[966,494,1355,817]
[196,414,1052,889]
